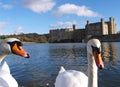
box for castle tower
[85,20,90,30]
[85,20,91,39]
[108,17,116,34]
[85,20,88,36]
[109,17,113,34]
[113,18,117,34]
[101,18,104,35]
[73,24,77,30]
[87,20,90,25]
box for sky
[0,0,120,35]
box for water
[5,42,120,87]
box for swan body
[55,39,104,87]
[0,38,29,87]
[55,66,88,87]
[0,61,18,87]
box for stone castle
[50,17,117,42]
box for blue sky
[0,0,120,35]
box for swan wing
[55,69,88,87]
[0,73,18,87]
[0,61,10,73]
[0,61,18,87]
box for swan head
[87,39,104,69]
[0,38,30,59]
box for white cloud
[54,4,99,17]
[22,0,55,13]
[0,22,8,29]
[0,22,8,35]
[50,21,77,29]
[0,2,13,9]
[14,26,24,34]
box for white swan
[55,39,104,87]
[0,38,30,87]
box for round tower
[113,18,116,34]
[101,18,104,35]
[109,17,114,34]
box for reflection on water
[99,42,120,87]
[49,43,87,69]
[102,42,118,69]
[4,42,120,87]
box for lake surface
[5,42,120,87]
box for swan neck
[87,53,98,87]
[0,55,6,63]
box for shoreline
[22,42,37,44]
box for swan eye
[8,41,23,46]
[17,41,23,46]
[91,46,101,54]
[7,41,23,51]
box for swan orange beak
[93,51,104,69]
[12,43,30,58]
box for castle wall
[50,28,74,42]
[102,23,108,35]
[101,18,108,35]
[86,23,102,36]
[73,29,86,42]
[50,17,117,43]
[92,34,120,42]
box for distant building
[50,17,117,42]
[86,17,116,37]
